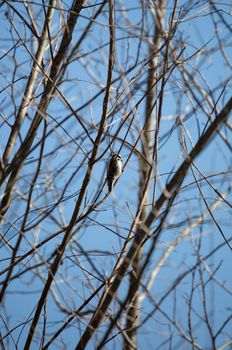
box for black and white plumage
[107,153,122,192]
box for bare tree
[0,1,231,349]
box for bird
[107,153,122,192]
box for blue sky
[0,1,232,349]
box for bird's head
[112,153,122,161]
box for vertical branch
[1,0,56,171]
[124,1,166,348]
